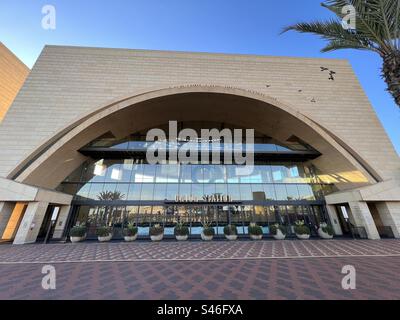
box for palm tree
[282,0,400,108]
[97,190,125,226]
[97,190,125,201]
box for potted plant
[123,223,138,242]
[174,222,189,241]
[201,222,215,241]
[224,224,238,241]
[294,221,311,240]
[69,225,86,243]
[270,224,287,240]
[318,222,334,239]
[96,226,113,242]
[248,223,263,240]
[150,224,164,242]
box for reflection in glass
[266,206,278,225]
[179,184,192,198]
[286,184,300,201]
[274,185,288,201]
[115,184,129,199]
[127,183,142,201]
[286,206,299,226]
[179,165,192,183]
[227,184,240,201]
[251,184,266,201]
[263,185,276,201]
[203,184,216,197]
[140,184,154,201]
[191,165,205,183]
[239,184,253,201]
[104,160,121,182]
[76,184,91,200]
[254,206,268,226]
[88,184,104,200]
[298,184,315,200]
[132,164,144,183]
[226,166,239,183]
[101,184,118,198]
[153,184,167,200]
[168,164,180,183]
[126,206,139,223]
[166,184,179,200]
[192,184,204,199]
[71,203,329,239]
[215,184,228,196]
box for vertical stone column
[375,202,400,238]
[52,205,71,239]
[13,201,49,245]
[325,205,343,236]
[348,201,380,240]
[0,202,15,237]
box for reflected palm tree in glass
[97,191,126,227]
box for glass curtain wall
[71,204,330,239]
[59,160,334,203]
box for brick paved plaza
[0,239,400,300]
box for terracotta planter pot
[273,229,286,240]
[225,234,238,241]
[176,235,189,241]
[98,234,112,242]
[124,234,138,242]
[250,234,263,240]
[318,228,333,239]
[150,234,164,242]
[201,232,213,241]
[296,233,310,240]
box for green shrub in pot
[248,223,263,240]
[294,221,311,240]
[150,224,164,241]
[123,223,138,242]
[174,222,189,241]
[69,225,86,243]
[96,226,113,242]
[224,224,238,241]
[201,222,215,241]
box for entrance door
[37,205,61,242]
[237,206,252,235]
[304,206,319,236]
[336,205,352,237]
[189,206,204,236]
[215,206,228,236]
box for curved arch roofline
[8,84,381,185]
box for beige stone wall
[0,45,398,181]
[0,42,29,122]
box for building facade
[0,45,399,244]
[0,42,29,122]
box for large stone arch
[8,85,381,190]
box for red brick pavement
[0,256,399,300]
[1,240,400,300]
[1,239,400,263]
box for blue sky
[0,0,399,154]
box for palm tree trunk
[382,51,400,108]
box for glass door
[216,206,228,236]
[111,206,125,239]
[239,206,253,235]
[278,206,293,235]
[190,206,204,236]
[302,206,318,236]
[254,206,269,235]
